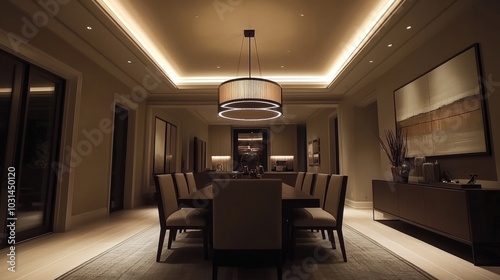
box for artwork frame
[193,137,206,173]
[153,117,166,174]
[308,138,320,166]
[394,44,490,157]
[153,117,177,174]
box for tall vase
[391,165,409,183]
[391,166,402,182]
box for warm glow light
[97,0,401,88]
[218,77,282,121]
[326,0,400,85]
[96,0,180,83]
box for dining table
[177,182,320,210]
[177,180,320,259]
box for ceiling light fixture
[218,30,282,121]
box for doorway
[0,51,65,246]
[232,128,269,172]
[109,105,128,212]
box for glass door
[0,50,64,246]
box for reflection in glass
[235,131,267,172]
[17,70,59,232]
[0,57,14,177]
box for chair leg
[203,228,209,260]
[212,256,218,280]
[321,230,326,240]
[277,254,283,280]
[173,229,178,241]
[157,228,166,262]
[290,229,296,260]
[167,228,176,249]
[328,230,336,249]
[328,229,336,249]
[337,229,347,262]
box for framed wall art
[394,44,490,157]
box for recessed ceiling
[4,0,466,125]
[96,0,400,89]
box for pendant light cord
[236,36,245,77]
[236,31,263,78]
[253,37,263,77]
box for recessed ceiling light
[195,15,199,18]
[86,26,92,30]
[216,66,221,69]
[387,43,393,47]
[127,60,132,64]
[369,60,374,63]
[406,25,412,30]
[280,65,285,68]
[287,50,291,53]
[300,13,305,17]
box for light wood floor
[1,206,499,280]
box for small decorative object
[422,162,435,182]
[376,128,408,182]
[433,160,441,182]
[400,161,410,183]
[414,155,426,176]
[467,173,478,184]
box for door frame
[107,95,138,211]
[1,31,83,233]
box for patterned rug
[57,224,435,279]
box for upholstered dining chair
[185,172,198,193]
[312,173,329,208]
[303,173,329,239]
[212,179,283,280]
[294,172,305,189]
[154,174,209,261]
[173,173,190,198]
[301,172,315,195]
[291,174,348,261]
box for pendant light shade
[218,30,283,121]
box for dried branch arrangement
[377,128,408,167]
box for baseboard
[345,199,373,209]
[70,207,108,229]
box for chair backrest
[154,174,179,227]
[294,172,305,189]
[185,172,197,193]
[174,173,190,198]
[324,175,348,227]
[312,173,329,208]
[212,179,282,250]
[301,172,315,194]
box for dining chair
[212,179,283,280]
[302,173,329,238]
[301,172,315,194]
[312,173,330,208]
[290,174,348,261]
[154,174,209,261]
[185,172,198,193]
[294,172,305,189]
[173,173,190,198]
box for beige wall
[306,109,336,174]
[341,0,500,207]
[3,0,499,228]
[0,1,149,228]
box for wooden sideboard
[372,180,500,266]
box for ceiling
[8,0,467,125]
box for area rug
[57,224,436,280]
